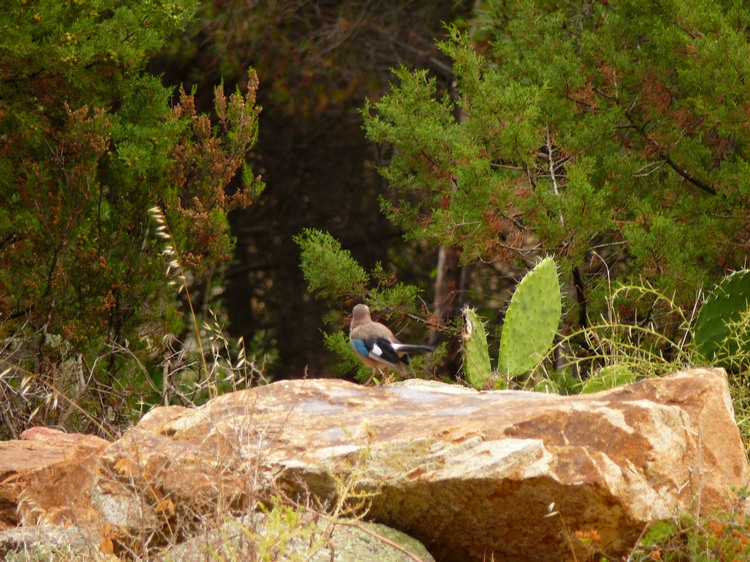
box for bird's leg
[364,367,379,386]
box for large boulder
[95,368,748,561]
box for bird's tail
[393,344,435,355]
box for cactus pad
[498,257,562,378]
[580,365,636,394]
[693,269,750,367]
[461,306,493,389]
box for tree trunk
[430,245,464,378]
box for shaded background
[151,1,473,377]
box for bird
[349,304,434,385]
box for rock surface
[165,514,436,562]
[0,524,114,561]
[93,368,749,562]
[0,427,109,531]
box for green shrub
[0,0,263,436]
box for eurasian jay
[349,304,434,384]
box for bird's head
[351,304,372,328]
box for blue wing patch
[351,338,370,357]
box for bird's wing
[351,336,402,366]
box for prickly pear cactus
[498,257,561,378]
[461,306,493,389]
[693,269,750,367]
[580,365,636,394]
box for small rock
[0,523,107,560]
[0,428,109,531]
[166,512,436,562]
